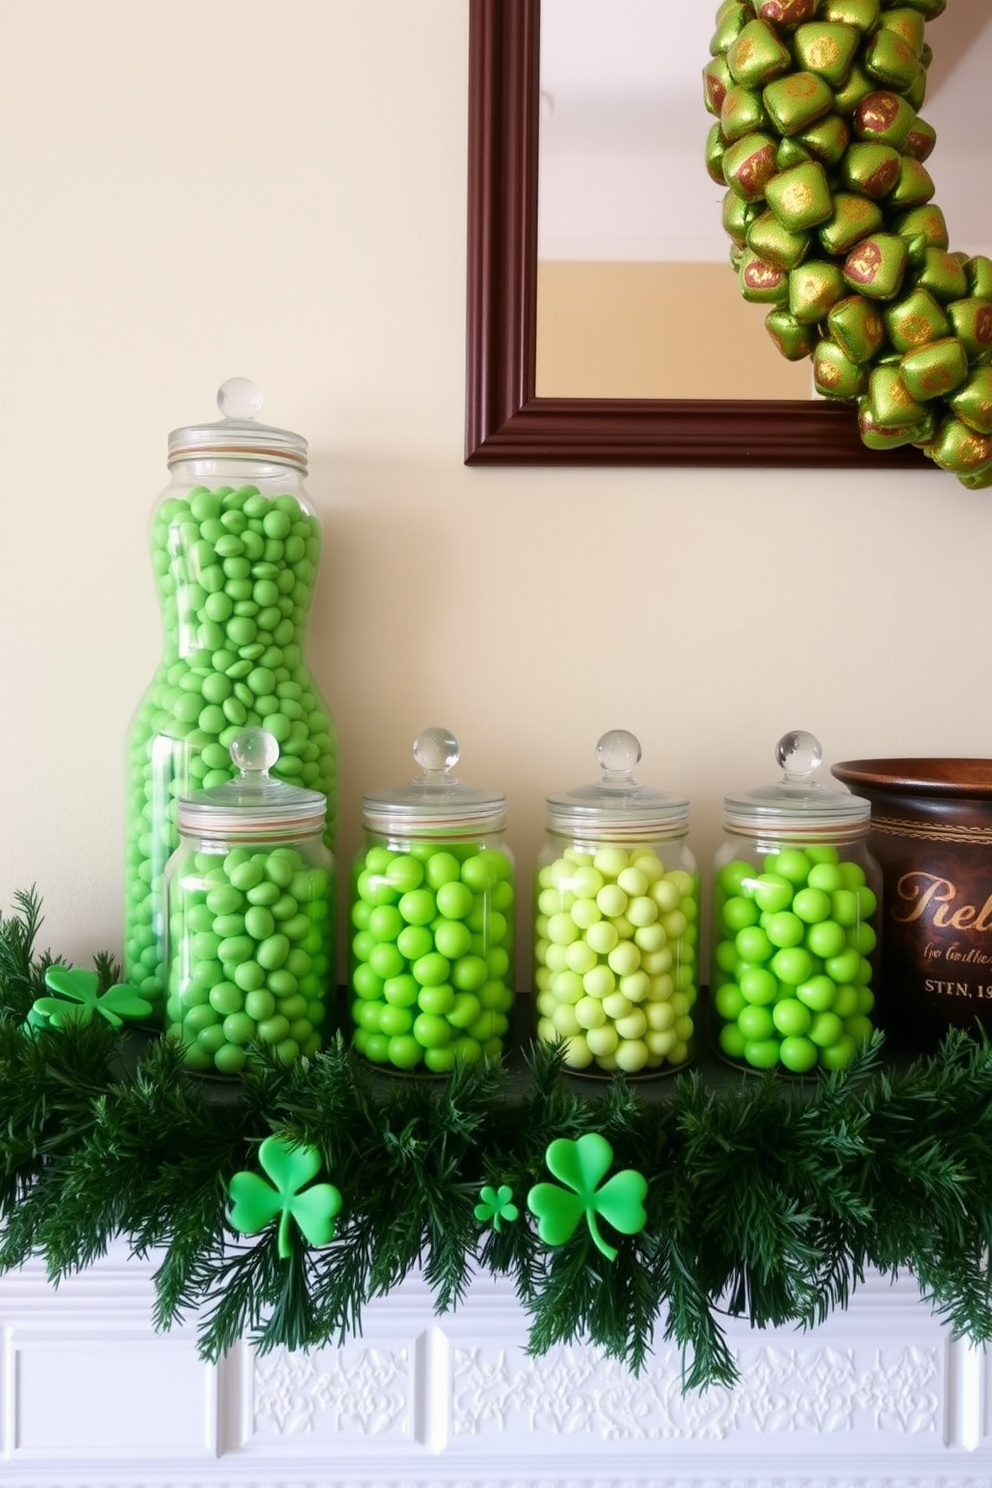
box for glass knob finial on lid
[230,725,280,778]
[776,730,823,783]
[413,726,460,778]
[595,728,642,782]
[217,376,265,422]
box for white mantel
[3,1244,992,1488]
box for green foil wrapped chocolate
[858,399,934,450]
[794,112,850,166]
[740,250,790,304]
[884,287,950,352]
[723,132,779,201]
[704,54,734,115]
[814,337,867,398]
[925,414,992,475]
[707,123,729,185]
[840,142,902,198]
[865,30,921,92]
[879,7,926,57]
[722,189,760,248]
[947,299,992,362]
[766,159,833,231]
[904,116,937,161]
[966,257,992,301]
[828,294,887,363]
[896,0,946,20]
[853,90,916,149]
[722,85,770,142]
[757,0,817,27]
[822,0,880,31]
[888,157,935,210]
[710,1,755,57]
[765,308,818,360]
[913,248,969,304]
[832,63,878,117]
[762,71,834,135]
[950,368,992,435]
[867,363,929,429]
[959,464,992,490]
[789,259,847,323]
[776,138,811,169]
[900,337,969,401]
[843,233,909,301]
[819,192,884,255]
[748,209,811,270]
[891,203,948,250]
[793,23,860,87]
[728,20,793,88]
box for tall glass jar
[712,731,881,1075]
[348,728,514,1075]
[124,379,337,1015]
[164,728,335,1076]
[534,731,698,1078]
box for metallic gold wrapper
[728,19,792,88]
[865,32,922,93]
[721,84,769,142]
[828,294,886,363]
[710,2,755,57]
[840,142,901,199]
[887,157,935,209]
[795,112,850,165]
[740,249,790,304]
[823,0,880,29]
[843,233,909,301]
[819,192,884,255]
[793,22,860,87]
[704,55,733,116]
[765,308,818,359]
[853,90,916,149]
[884,287,950,351]
[904,117,937,161]
[766,159,833,230]
[858,399,934,450]
[722,132,779,201]
[966,257,992,301]
[789,259,847,323]
[949,368,992,436]
[913,248,968,304]
[762,71,834,135]
[891,204,948,250]
[814,337,866,398]
[758,0,817,27]
[900,337,969,402]
[947,299,992,362]
[748,209,811,270]
[706,124,728,185]
[925,415,992,475]
[867,364,928,428]
[722,189,760,248]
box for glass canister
[712,731,881,1075]
[124,378,337,1016]
[164,727,335,1076]
[348,728,514,1075]
[534,730,698,1078]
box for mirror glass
[536,0,992,402]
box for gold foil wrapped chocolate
[843,233,909,301]
[900,337,969,402]
[853,90,916,149]
[762,71,834,135]
[766,159,833,231]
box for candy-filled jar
[125,379,337,1015]
[349,728,514,1074]
[534,731,698,1078]
[164,728,335,1075]
[712,731,880,1076]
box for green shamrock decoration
[228,1135,342,1260]
[527,1132,648,1263]
[474,1183,519,1232]
[28,966,153,1031]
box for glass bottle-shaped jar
[349,728,514,1075]
[534,731,698,1078]
[164,728,335,1076]
[712,731,881,1075]
[125,379,337,1016]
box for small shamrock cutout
[527,1132,647,1262]
[228,1135,342,1260]
[474,1183,519,1232]
[29,967,153,1031]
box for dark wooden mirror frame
[464,0,924,468]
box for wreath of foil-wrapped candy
[704,0,992,487]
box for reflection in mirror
[535,0,992,402]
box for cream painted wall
[0,0,986,988]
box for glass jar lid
[167,377,308,472]
[362,728,506,834]
[723,730,870,836]
[545,730,689,839]
[177,728,326,836]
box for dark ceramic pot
[832,759,992,1053]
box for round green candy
[387,1034,424,1069]
[717,860,753,898]
[792,887,832,924]
[769,849,811,885]
[413,1012,452,1049]
[805,919,847,958]
[714,982,746,1020]
[418,983,455,1016]
[425,852,462,889]
[233,959,267,992]
[435,881,474,920]
[244,988,276,1021]
[739,966,778,1005]
[369,905,404,942]
[433,920,473,960]
[771,946,813,985]
[808,1010,844,1047]
[397,924,433,960]
[772,998,811,1037]
[208,982,244,1017]
[764,911,805,949]
[721,895,760,933]
[222,1012,256,1045]
[796,975,837,1012]
[737,1004,775,1041]
[369,942,405,981]
[386,855,424,892]
[743,1038,782,1070]
[379,1004,415,1037]
[818,1034,857,1071]
[779,1035,818,1073]
[719,1023,748,1060]
[736,926,774,963]
[398,889,436,926]
[412,952,451,987]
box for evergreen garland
[3,889,992,1392]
